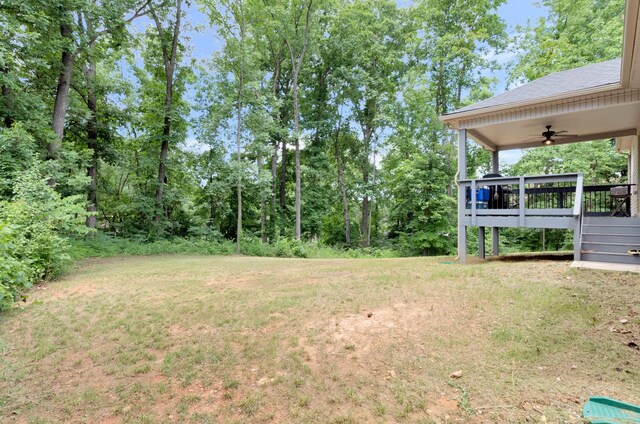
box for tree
[507,141,627,184]
[510,0,624,84]
[329,0,406,247]
[76,0,151,228]
[413,0,507,116]
[201,0,265,251]
[148,0,184,227]
[283,0,314,241]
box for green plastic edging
[583,397,640,423]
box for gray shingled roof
[446,58,621,116]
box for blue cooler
[476,187,489,209]
[466,187,490,209]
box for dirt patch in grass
[1,255,639,423]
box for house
[440,0,640,271]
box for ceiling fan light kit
[520,125,575,144]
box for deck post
[519,176,526,226]
[573,173,584,261]
[479,227,486,259]
[457,129,467,264]
[491,150,499,256]
[573,219,581,261]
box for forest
[0,0,629,306]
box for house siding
[629,137,640,216]
[632,132,639,217]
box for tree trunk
[333,133,350,244]
[267,42,283,242]
[286,0,313,241]
[85,57,99,229]
[235,72,243,254]
[208,148,217,229]
[293,82,301,240]
[258,155,267,243]
[151,0,182,225]
[361,157,370,247]
[50,22,75,157]
[361,191,370,247]
[154,107,171,223]
[279,138,287,233]
[270,138,278,240]
[1,66,14,128]
[360,127,372,247]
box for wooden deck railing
[459,173,585,229]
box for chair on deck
[610,185,631,217]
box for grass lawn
[1,255,639,423]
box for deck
[457,173,636,263]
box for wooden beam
[621,0,640,88]
[457,129,467,264]
[468,129,497,151]
[491,150,499,256]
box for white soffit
[465,95,640,151]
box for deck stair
[581,217,640,265]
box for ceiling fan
[524,125,577,145]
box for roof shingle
[446,58,621,116]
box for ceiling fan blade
[554,130,568,135]
[553,133,578,138]
[520,136,544,143]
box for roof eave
[439,82,623,129]
[621,0,640,88]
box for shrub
[1,164,87,281]
[0,163,88,309]
[0,124,37,198]
[0,223,30,310]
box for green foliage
[506,141,627,184]
[0,163,87,287]
[68,234,402,260]
[0,125,37,198]
[69,234,236,258]
[385,150,457,256]
[510,0,624,84]
[1,0,519,288]
[412,0,507,115]
[321,212,361,247]
[0,223,30,310]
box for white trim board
[571,260,640,273]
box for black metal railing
[500,184,632,216]
[583,184,632,216]
[463,177,632,217]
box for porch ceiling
[465,95,640,151]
